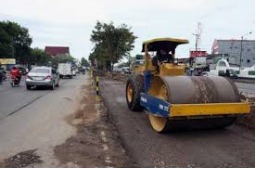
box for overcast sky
[0,0,255,60]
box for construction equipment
[125,38,250,133]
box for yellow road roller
[126,38,250,133]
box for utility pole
[193,22,202,52]
[239,36,243,73]
[239,31,252,72]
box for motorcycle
[0,71,6,84]
[2,71,7,81]
[11,76,21,87]
[0,73,2,85]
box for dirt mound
[237,95,255,129]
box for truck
[58,63,73,79]
[189,56,209,76]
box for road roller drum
[148,76,240,104]
[148,76,240,132]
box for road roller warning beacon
[126,38,250,133]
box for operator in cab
[152,49,174,71]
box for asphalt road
[0,74,88,167]
[100,78,255,168]
[0,77,60,120]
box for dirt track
[100,78,255,168]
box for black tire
[126,75,144,111]
[26,85,31,90]
[56,80,59,87]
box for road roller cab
[126,37,251,133]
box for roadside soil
[236,95,255,129]
[54,84,132,167]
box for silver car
[25,67,60,90]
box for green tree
[30,48,52,66]
[89,43,106,69]
[0,27,14,58]
[81,57,90,67]
[0,21,32,64]
[90,21,137,71]
[51,54,75,67]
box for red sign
[190,51,207,58]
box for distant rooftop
[215,39,255,42]
[45,46,70,57]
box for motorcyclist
[10,66,22,85]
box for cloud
[0,0,215,26]
[0,0,108,25]
[0,0,254,59]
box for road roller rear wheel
[126,75,144,111]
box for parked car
[25,67,60,90]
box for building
[45,46,70,58]
[211,39,255,67]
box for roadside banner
[0,58,16,65]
